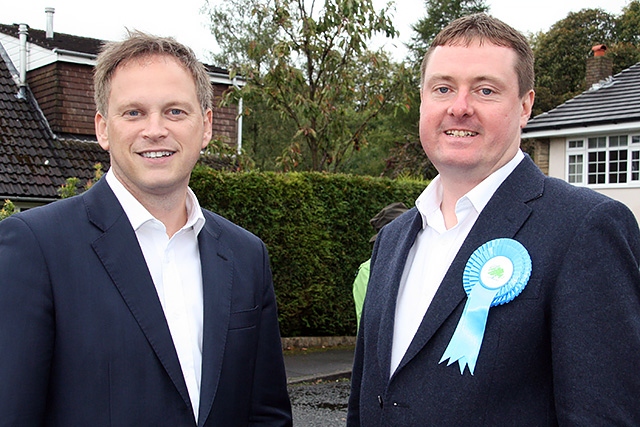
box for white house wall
[548,137,566,179]
[548,137,640,224]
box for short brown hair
[93,30,213,116]
[420,13,534,98]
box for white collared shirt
[389,150,524,376]
[105,170,205,420]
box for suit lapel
[375,211,423,379]
[196,214,233,427]
[84,180,194,415]
[393,156,544,374]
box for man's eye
[169,109,184,116]
[437,87,449,94]
[125,110,140,117]
[480,88,493,95]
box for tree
[531,4,640,116]
[609,0,640,78]
[0,200,17,220]
[408,0,489,61]
[531,8,618,115]
[204,0,280,72]
[616,0,640,45]
[205,0,412,172]
[57,163,104,199]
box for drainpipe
[18,24,28,92]
[45,7,55,39]
[232,77,244,155]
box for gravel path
[288,377,350,426]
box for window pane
[588,151,606,184]
[588,137,606,149]
[610,135,628,147]
[609,150,628,184]
[568,140,584,149]
[632,151,639,181]
[568,154,583,183]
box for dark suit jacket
[348,156,640,426]
[0,179,292,426]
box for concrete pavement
[284,345,355,384]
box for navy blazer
[0,179,292,426]
[348,156,640,426]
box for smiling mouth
[140,151,174,158]
[445,130,478,137]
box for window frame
[565,134,640,188]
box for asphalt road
[288,377,351,426]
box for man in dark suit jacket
[348,14,640,426]
[0,31,291,426]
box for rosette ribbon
[440,238,531,375]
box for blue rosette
[440,238,532,375]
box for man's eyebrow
[424,73,507,87]
[423,74,455,87]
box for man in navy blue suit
[0,31,291,426]
[348,14,640,426]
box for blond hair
[93,30,213,116]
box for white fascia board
[522,121,640,139]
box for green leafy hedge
[190,166,427,336]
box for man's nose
[447,91,473,117]
[142,113,169,140]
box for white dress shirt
[390,150,524,376]
[105,170,205,420]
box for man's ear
[201,108,213,150]
[95,112,110,151]
[520,89,535,128]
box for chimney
[586,44,612,88]
[18,24,28,88]
[45,7,55,39]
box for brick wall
[27,63,238,143]
[586,56,613,88]
[212,84,238,147]
[28,62,95,136]
[532,139,550,175]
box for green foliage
[616,0,640,44]
[57,177,82,199]
[532,3,640,116]
[202,137,256,171]
[57,163,104,199]
[0,199,17,220]
[205,0,414,172]
[408,0,489,61]
[190,166,427,336]
[532,9,618,115]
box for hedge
[190,166,428,337]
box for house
[0,9,241,210]
[522,45,640,222]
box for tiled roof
[0,23,229,75]
[0,43,109,200]
[0,23,103,56]
[524,63,640,134]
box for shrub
[190,167,427,336]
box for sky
[2,0,633,63]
